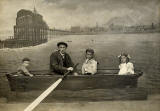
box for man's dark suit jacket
[50,51,74,74]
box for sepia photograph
[0,0,160,111]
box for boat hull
[6,69,143,92]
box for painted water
[0,33,160,111]
[0,33,160,92]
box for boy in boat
[118,53,134,75]
[17,58,33,77]
[50,42,77,75]
[82,48,97,75]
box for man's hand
[73,72,78,76]
[67,67,73,71]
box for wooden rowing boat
[6,69,143,92]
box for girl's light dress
[118,62,134,75]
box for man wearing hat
[50,42,75,75]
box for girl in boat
[82,48,97,75]
[118,53,134,75]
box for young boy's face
[58,45,67,54]
[23,61,30,67]
[86,52,93,60]
[121,56,127,63]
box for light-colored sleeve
[91,61,97,75]
[127,62,134,74]
[81,63,85,74]
[21,66,32,76]
[119,64,121,69]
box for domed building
[2,8,50,48]
[14,9,48,44]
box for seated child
[17,58,33,77]
[82,48,97,75]
[118,53,134,75]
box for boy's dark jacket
[50,51,74,74]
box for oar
[24,63,79,111]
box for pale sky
[0,0,160,36]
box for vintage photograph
[0,0,160,111]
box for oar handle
[62,63,79,79]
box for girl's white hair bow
[118,53,131,59]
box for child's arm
[21,66,33,77]
[127,63,134,74]
[119,64,121,69]
[91,61,97,75]
[81,64,85,74]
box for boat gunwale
[5,69,143,79]
[6,73,143,79]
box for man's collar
[59,51,65,56]
[58,51,66,59]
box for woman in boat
[118,53,134,75]
[17,58,33,77]
[82,48,97,75]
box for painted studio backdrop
[0,0,160,111]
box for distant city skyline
[0,0,159,34]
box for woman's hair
[22,58,30,62]
[86,48,94,54]
[118,53,130,64]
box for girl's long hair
[119,53,130,64]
